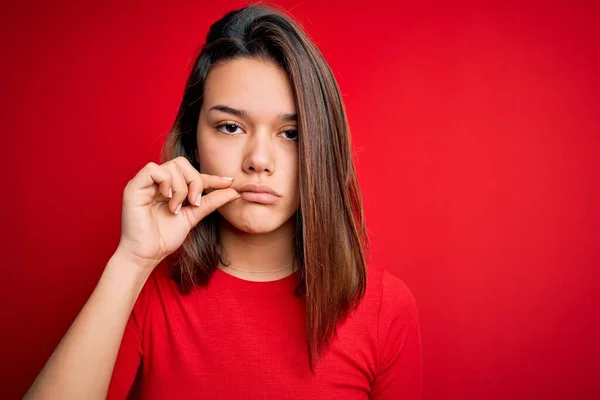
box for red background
[1,1,598,399]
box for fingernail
[175,204,182,214]
[222,177,234,181]
[234,194,241,199]
[195,194,201,206]
[168,188,173,198]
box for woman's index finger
[199,174,235,189]
[169,156,234,189]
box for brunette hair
[161,3,368,372]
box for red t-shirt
[107,260,422,399]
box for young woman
[25,4,421,399]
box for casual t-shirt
[107,260,422,399]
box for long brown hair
[160,3,368,372]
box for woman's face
[196,57,300,234]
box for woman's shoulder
[365,264,422,397]
[365,263,419,325]
[367,263,417,303]
[129,257,181,323]
[139,257,177,294]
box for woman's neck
[217,216,297,281]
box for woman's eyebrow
[208,104,297,122]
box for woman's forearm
[24,250,154,400]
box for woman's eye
[217,123,242,135]
[282,129,298,141]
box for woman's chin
[218,211,279,235]
[217,202,297,235]
[229,220,278,234]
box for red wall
[1,1,598,398]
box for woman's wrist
[107,248,157,286]
[113,246,159,270]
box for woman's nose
[242,132,275,174]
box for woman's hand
[116,156,239,270]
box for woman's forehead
[203,58,296,119]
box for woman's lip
[239,191,279,204]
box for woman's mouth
[239,191,279,204]
[236,183,281,204]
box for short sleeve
[370,271,422,399]
[106,267,157,400]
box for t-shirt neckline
[213,266,302,294]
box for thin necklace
[220,262,296,274]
